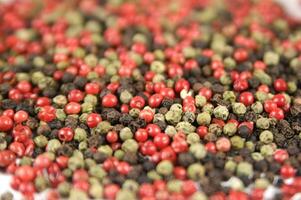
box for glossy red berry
[130,96,145,109]
[146,124,161,137]
[174,79,190,93]
[86,113,102,128]
[197,126,208,138]
[198,87,212,100]
[281,165,295,179]
[216,137,231,152]
[58,127,74,142]
[234,49,248,62]
[102,93,118,108]
[106,131,118,143]
[274,78,287,92]
[0,150,16,167]
[64,102,81,114]
[14,110,28,123]
[0,115,14,131]
[68,89,84,102]
[153,133,170,149]
[85,82,100,94]
[239,91,254,106]
[15,165,36,182]
[135,128,148,142]
[38,106,56,122]
[273,149,289,163]
[139,109,154,123]
[233,78,248,92]
[272,94,286,107]
[264,100,278,113]
[269,108,284,120]
[148,94,163,108]
[17,80,32,93]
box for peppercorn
[236,162,253,177]
[232,102,247,115]
[176,121,196,134]
[223,123,237,136]
[89,183,104,199]
[197,112,211,125]
[189,143,207,160]
[156,160,173,176]
[121,139,139,153]
[213,105,229,120]
[187,163,205,180]
[69,189,88,200]
[58,182,72,197]
[259,130,274,144]
[230,136,245,149]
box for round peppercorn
[216,137,231,152]
[102,94,118,108]
[13,110,28,123]
[0,116,14,131]
[64,102,81,114]
[274,78,287,92]
[239,92,254,106]
[58,127,74,142]
[86,113,102,128]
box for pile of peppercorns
[1,0,301,199]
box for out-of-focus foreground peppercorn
[1,0,301,199]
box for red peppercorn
[73,169,89,182]
[14,110,28,123]
[257,84,269,93]
[146,124,161,137]
[15,165,36,182]
[182,180,197,196]
[56,156,69,169]
[64,102,81,114]
[139,109,154,123]
[104,184,120,200]
[274,78,287,92]
[171,139,188,153]
[205,142,216,153]
[160,146,176,161]
[139,183,155,198]
[135,128,148,142]
[58,127,74,142]
[239,91,254,106]
[0,115,14,131]
[228,190,248,200]
[233,78,248,92]
[0,150,16,167]
[38,106,56,122]
[153,133,170,149]
[148,94,163,108]
[102,93,118,108]
[116,161,131,175]
[86,113,102,128]
[175,79,190,93]
[2,109,14,119]
[85,82,100,94]
[36,97,51,107]
[34,155,51,169]
[130,96,146,109]
[216,137,231,152]
[120,104,129,113]
[272,94,286,107]
[264,100,278,113]
[269,108,284,120]
[281,165,295,179]
[197,126,208,138]
[234,49,248,62]
[173,166,187,180]
[16,80,32,93]
[9,142,25,157]
[153,82,166,93]
[140,141,157,156]
[106,131,118,143]
[273,149,289,163]
[198,87,212,100]
[159,87,175,99]
[68,89,84,102]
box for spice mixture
[1,0,301,199]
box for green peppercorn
[245,141,255,152]
[121,139,139,153]
[69,189,88,200]
[236,162,253,177]
[190,192,208,200]
[20,157,32,166]
[251,152,264,161]
[189,143,207,160]
[84,94,98,105]
[202,103,214,114]
[182,112,195,123]
[89,165,107,180]
[224,57,236,70]
[129,108,140,118]
[122,180,139,192]
[227,177,244,191]
[116,189,137,200]
[187,163,205,180]
[176,121,196,134]
[34,135,48,148]
[187,132,200,144]
[165,125,177,137]
[156,160,173,176]
[120,90,133,104]
[251,101,263,113]
[0,137,7,150]
[213,105,229,120]
[98,145,113,156]
[114,149,125,160]
[254,178,270,189]
[223,123,237,136]
[0,192,13,200]
[225,160,237,172]
[165,110,182,125]
[150,61,166,73]
[254,70,272,85]
[223,91,236,102]
[287,81,297,93]
[230,136,245,149]
[208,123,222,136]
[260,144,275,156]
[195,95,207,107]
[46,139,61,152]
[57,182,71,197]
[170,104,182,112]
[167,180,182,193]
[53,95,67,106]
[147,170,162,180]
[56,109,66,121]
[89,184,103,199]
[197,112,211,125]
[74,128,87,142]
[264,51,279,66]
[68,156,84,171]
[120,127,133,141]
[95,121,112,134]
[232,102,247,115]
[259,130,274,144]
